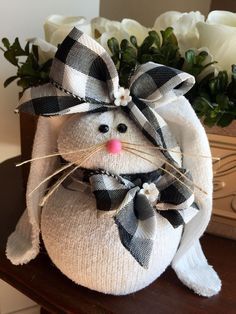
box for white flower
[114,87,132,106]
[91,17,122,38]
[197,11,236,75]
[120,19,150,45]
[154,11,205,54]
[91,17,129,54]
[30,15,92,64]
[140,183,159,204]
[44,15,92,46]
[27,38,57,64]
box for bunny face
[57,110,169,174]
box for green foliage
[108,28,184,87]
[108,30,236,127]
[188,66,236,127]
[0,38,52,97]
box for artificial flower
[140,183,160,204]
[120,19,150,45]
[197,11,236,75]
[114,87,132,106]
[30,15,92,64]
[44,15,92,46]
[27,38,57,64]
[154,11,205,53]
[91,17,129,53]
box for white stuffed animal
[6,28,221,297]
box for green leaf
[107,37,119,57]
[203,115,218,127]
[3,75,18,87]
[121,46,136,65]
[140,35,155,53]
[24,41,30,55]
[231,64,236,80]
[161,27,174,44]
[148,31,160,48]
[193,96,214,112]
[216,113,235,127]
[196,50,208,64]
[4,50,18,66]
[32,45,39,62]
[120,39,129,50]
[185,50,196,65]
[17,77,31,89]
[11,38,26,56]
[130,36,138,48]
[216,94,229,110]
[2,38,10,49]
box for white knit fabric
[41,186,182,295]
[6,94,221,296]
[155,93,221,296]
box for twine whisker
[121,141,220,161]
[28,161,75,196]
[28,143,105,197]
[40,145,104,206]
[123,144,207,195]
[16,143,105,167]
[123,147,207,195]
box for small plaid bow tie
[63,167,199,268]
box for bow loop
[50,27,119,105]
[130,62,195,103]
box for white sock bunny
[6,28,221,297]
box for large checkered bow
[18,27,195,164]
[63,167,199,268]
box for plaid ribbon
[17,27,195,163]
[62,167,199,268]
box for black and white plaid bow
[62,167,199,268]
[18,27,195,164]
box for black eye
[98,124,109,133]
[117,123,128,133]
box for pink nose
[106,139,122,154]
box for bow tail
[114,189,157,268]
[124,99,178,164]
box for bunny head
[6,28,221,297]
[57,110,182,174]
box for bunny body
[41,110,183,294]
[41,186,183,294]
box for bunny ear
[155,95,221,296]
[50,27,119,104]
[130,62,195,103]
[6,116,66,264]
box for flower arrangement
[1,11,236,127]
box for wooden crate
[207,133,236,240]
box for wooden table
[0,157,235,314]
